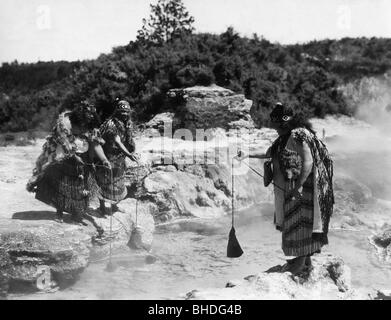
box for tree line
[1,0,391,132]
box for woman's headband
[115,100,131,112]
[270,102,293,122]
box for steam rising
[311,74,391,201]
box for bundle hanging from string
[227,157,244,258]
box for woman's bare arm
[249,151,271,159]
[91,142,110,168]
[237,148,271,160]
[113,135,138,161]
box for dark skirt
[95,155,127,203]
[35,159,94,215]
[281,172,326,257]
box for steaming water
[10,203,391,300]
[312,116,391,201]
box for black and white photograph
[0,0,391,304]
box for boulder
[168,85,254,134]
[369,229,391,263]
[143,112,181,136]
[141,169,230,221]
[136,159,273,223]
[132,128,274,222]
[0,219,91,293]
[183,253,366,300]
[0,202,155,296]
[125,160,151,191]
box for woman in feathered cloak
[27,102,111,224]
[238,102,334,274]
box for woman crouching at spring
[237,102,334,275]
[27,102,111,225]
[96,99,139,216]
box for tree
[137,0,195,44]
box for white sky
[0,0,391,63]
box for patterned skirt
[281,172,326,257]
[35,158,94,215]
[95,155,127,203]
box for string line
[237,159,285,192]
[231,159,235,228]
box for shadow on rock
[12,210,57,221]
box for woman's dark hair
[269,103,317,157]
[270,102,316,135]
[69,102,100,131]
[288,113,317,135]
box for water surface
[11,202,391,300]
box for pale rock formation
[143,112,180,136]
[167,85,254,134]
[0,219,91,294]
[0,200,155,296]
[183,253,368,300]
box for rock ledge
[183,254,368,300]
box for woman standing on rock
[237,102,334,275]
[27,102,111,224]
[96,99,139,216]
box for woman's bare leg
[111,202,119,213]
[82,212,104,236]
[99,199,108,216]
[287,256,307,275]
[56,209,63,223]
[305,255,312,267]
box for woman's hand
[26,180,37,193]
[128,153,140,163]
[235,150,248,161]
[102,159,112,170]
[74,155,85,165]
[285,187,303,201]
[92,143,111,169]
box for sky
[0,0,391,63]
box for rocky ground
[183,253,370,300]
[369,229,391,264]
